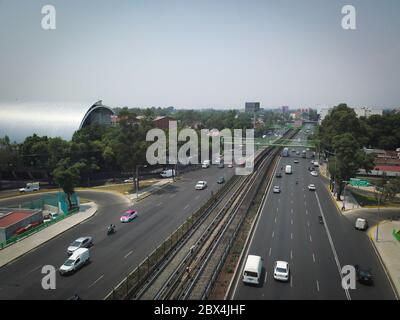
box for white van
[160,169,176,178]
[202,160,210,168]
[59,248,90,275]
[243,255,262,285]
[285,165,292,174]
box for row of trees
[317,104,400,200]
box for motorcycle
[107,225,116,235]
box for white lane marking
[307,221,310,227]
[26,265,41,276]
[290,250,293,260]
[124,250,133,259]
[278,199,280,202]
[309,235,312,242]
[291,219,293,225]
[269,247,272,256]
[184,204,190,210]
[305,210,308,215]
[315,192,351,300]
[313,253,316,263]
[316,280,320,292]
[290,275,293,288]
[277,207,279,212]
[88,274,104,289]
[272,231,275,238]
[274,217,277,223]
[291,208,293,214]
[265,272,268,284]
[291,233,293,240]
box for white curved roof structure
[0,100,115,142]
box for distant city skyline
[1,0,399,109]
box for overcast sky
[0,0,399,110]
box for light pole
[135,164,147,200]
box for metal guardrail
[104,175,239,300]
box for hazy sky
[0,0,399,109]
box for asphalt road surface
[233,127,397,300]
[0,165,234,300]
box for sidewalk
[126,178,173,205]
[369,221,400,299]
[0,202,98,268]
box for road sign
[350,178,370,187]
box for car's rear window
[244,271,258,278]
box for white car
[195,181,207,190]
[308,184,316,191]
[274,261,290,282]
[124,177,134,183]
[228,164,233,168]
[310,171,318,177]
[273,186,281,193]
[355,218,368,231]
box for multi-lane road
[232,128,397,300]
[0,165,234,299]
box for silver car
[67,237,93,255]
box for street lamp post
[135,164,147,200]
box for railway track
[132,130,297,300]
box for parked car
[67,237,93,255]
[195,181,207,190]
[217,177,225,184]
[355,265,373,285]
[273,261,290,282]
[120,209,138,223]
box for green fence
[1,192,80,249]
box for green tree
[52,159,85,210]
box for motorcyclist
[107,224,116,234]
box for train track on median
[105,129,297,300]
[134,133,296,300]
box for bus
[282,147,289,157]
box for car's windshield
[64,259,75,266]
[70,241,81,247]
[276,267,287,273]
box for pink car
[120,210,138,223]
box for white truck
[243,255,262,285]
[19,182,40,193]
[285,165,292,174]
[160,169,176,178]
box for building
[153,116,176,129]
[245,102,260,113]
[0,208,43,244]
[0,100,115,142]
[282,106,289,113]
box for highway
[232,127,397,300]
[0,165,234,300]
